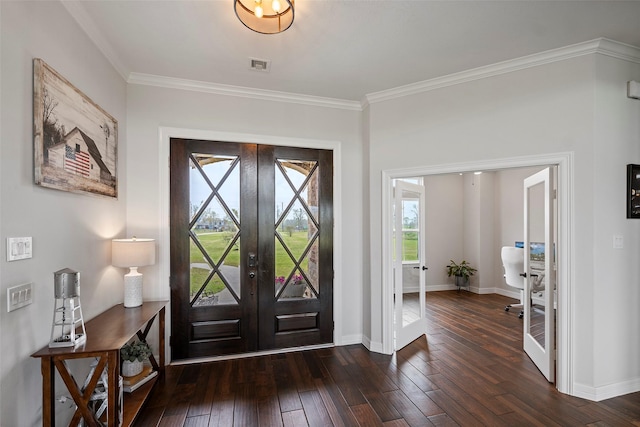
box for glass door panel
[189,154,241,306]
[394,180,427,349]
[523,167,555,382]
[274,159,320,301]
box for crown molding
[128,73,363,111]
[364,38,640,106]
[59,1,640,112]
[61,1,130,81]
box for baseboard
[493,287,520,300]
[339,334,363,346]
[362,335,384,354]
[573,378,640,402]
[409,285,519,299]
[426,284,458,292]
[361,335,371,350]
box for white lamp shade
[112,238,156,268]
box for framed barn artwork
[33,58,118,198]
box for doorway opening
[381,152,573,395]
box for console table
[32,300,168,427]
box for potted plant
[120,341,152,377]
[446,259,477,290]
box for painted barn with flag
[47,127,114,185]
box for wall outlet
[7,282,33,312]
[6,237,32,261]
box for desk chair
[501,246,525,318]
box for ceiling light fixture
[234,0,294,34]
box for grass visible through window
[190,230,311,297]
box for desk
[32,301,168,427]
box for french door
[170,139,333,360]
[393,180,427,349]
[523,167,555,382]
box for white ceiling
[65,0,640,103]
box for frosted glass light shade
[112,238,156,268]
[234,0,294,34]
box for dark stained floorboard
[134,291,640,426]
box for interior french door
[393,180,427,349]
[523,167,555,382]
[170,138,333,360]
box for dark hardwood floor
[133,291,640,426]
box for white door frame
[381,152,573,395]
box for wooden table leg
[159,306,165,373]
[41,357,54,427]
[106,350,118,426]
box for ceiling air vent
[249,58,271,72]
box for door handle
[248,271,256,279]
[413,266,429,270]
[519,272,538,278]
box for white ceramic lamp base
[123,267,143,308]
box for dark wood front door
[170,138,333,360]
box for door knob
[248,271,256,279]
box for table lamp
[112,237,155,308]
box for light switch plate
[7,282,33,312]
[6,237,32,261]
[613,235,624,249]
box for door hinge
[332,321,335,331]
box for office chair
[501,246,525,318]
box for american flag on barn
[64,144,90,176]
[46,127,114,185]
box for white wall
[423,173,464,288]
[0,2,127,426]
[420,167,545,295]
[591,55,640,396]
[462,172,495,291]
[125,84,365,347]
[367,49,640,399]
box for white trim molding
[381,152,574,396]
[574,377,640,402]
[131,73,362,111]
[61,0,130,81]
[365,38,640,106]
[60,3,640,111]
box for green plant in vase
[120,341,152,377]
[446,259,477,290]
